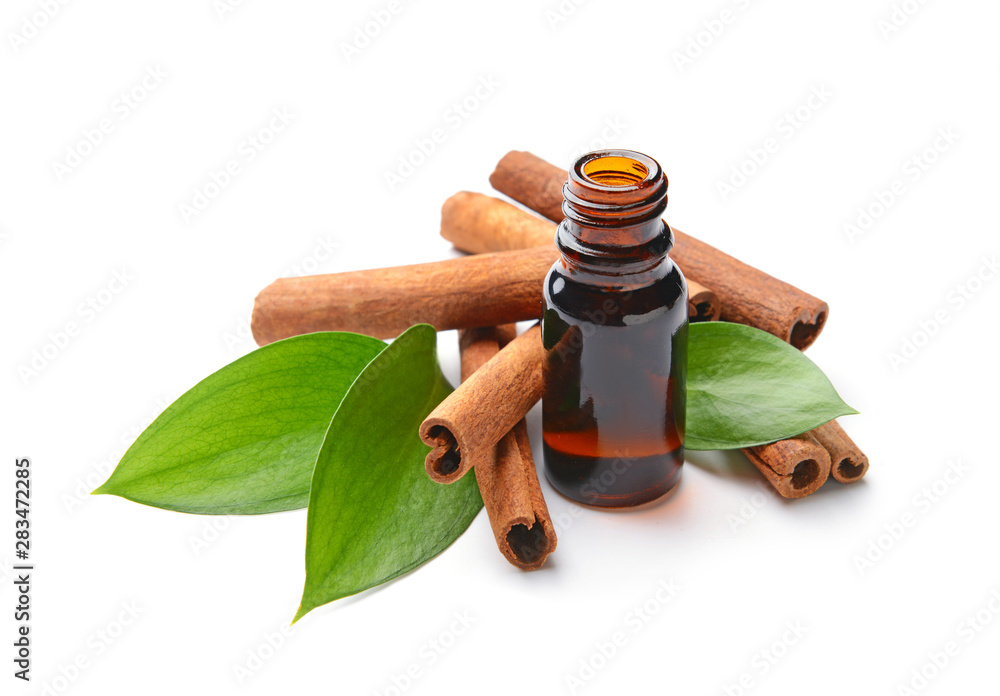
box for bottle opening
[563,150,667,231]
[582,155,649,187]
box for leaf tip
[91,481,113,496]
[291,602,310,625]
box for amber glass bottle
[542,150,687,508]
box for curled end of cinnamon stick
[832,455,868,483]
[687,280,721,323]
[502,515,556,570]
[485,421,557,570]
[789,303,829,350]
[812,420,869,484]
[744,433,832,499]
[420,420,471,484]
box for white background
[2,0,999,694]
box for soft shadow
[686,449,758,481]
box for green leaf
[93,332,386,514]
[295,324,482,622]
[685,322,857,450]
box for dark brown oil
[542,150,687,508]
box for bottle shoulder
[544,257,687,325]
[545,256,685,294]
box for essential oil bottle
[542,149,687,508]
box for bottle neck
[557,219,673,276]
[556,150,672,276]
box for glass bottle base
[543,442,683,508]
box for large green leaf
[686,322,857,450]
[294,324,482,622]
[93,332,385,514]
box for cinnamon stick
[441,192,721,322]
[685,281,721,323]
[811,420,869,484]
[489,151,829,349]
[743,433,831,499]
[420,324,544,484]
[458,325,556,570]
[251,247,555,343]
[442,190,555,252]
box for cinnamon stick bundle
[746,420,868,496]
[489,151,829,350]
[251,247,556,343]
[457,325,556,570]
[442,192,721,322]
[420,324,545,484]
[439,188,867,497]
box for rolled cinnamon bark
[488,154,566,223]
[441,191,721,322]
[685,282,721,323]
[489,151,829,349]
[442,191,555,252]
[743,433,832,499]
[420,324,545,484]
[811,420,869,484]
[251,247,555,343]
[456,325,556,570]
